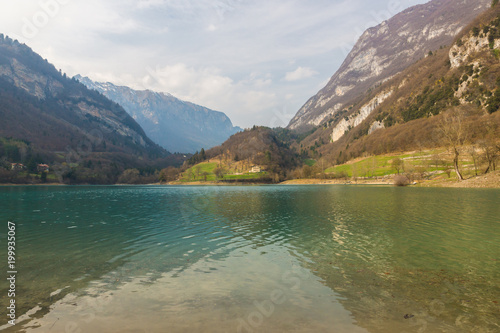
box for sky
[0,0,428,128]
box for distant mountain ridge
[76,76,242,154]
[288,0,491,131]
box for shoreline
[0,171,498,188]
[167,170,500,188]
[0,183,64,186]
[278,179,391,186]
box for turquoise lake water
[0,185,499,332]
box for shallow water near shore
[0,185,499,332]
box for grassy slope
[179,160,267,183]
[323,147,484,180]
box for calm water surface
[0,185,499,332]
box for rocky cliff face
[449,26,500,70]
[76,76,241,153]
[330,90,393,142]
[447,12,500,108]
[288,0,491,132]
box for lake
[0,185,499,332]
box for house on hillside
[249,166,262,173]
[11,163,25,171]
[37,164,50,172]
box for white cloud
[137,0,166,9]
[121,63,278,126]
[141,64,232,100]
[285,67,318,82]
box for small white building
[250,166,262,173]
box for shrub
[213,167,225,179]
[394,175,410,186]
[118,169,140,184]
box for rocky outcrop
[368,121,385,135]
[76,76,241,153]
[0,58,65,99]
[447,16,500,108]
[449,29,500,69]
[330,90,392,142]
[288,0,491,132]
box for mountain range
[293,0,500,167]
[0,34,170,157]
[1,0,499,185]
[288,0,491,132]
[76,76,242,154]
[0,34,184,184]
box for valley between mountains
[0,0,499,187]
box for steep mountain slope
[0,35,186,184]
[76,76,242,153]
[0,34,165,157]
[297,4,500,166]
[288,0,491,132]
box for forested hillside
[0,35,185,184]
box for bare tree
[432,153,442,171]
[437,108,469,181]
[370,157,377,179]
[392,158,404,174]
[302,165,313,179]
[404,163,416,183]
[352,163,359,183]
[477,122,499,174]
[118,169,140,184]
[318,158,326,178]
[479,138,499,174]
[159,167,179,183]
[195,165,201,180]
[467,145,479,176]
